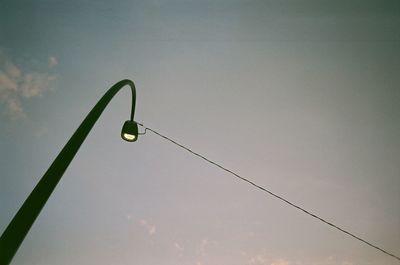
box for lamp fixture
[121,120,139,142]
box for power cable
[137,122,400,262]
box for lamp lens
[123,133,136,141]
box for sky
[0,0,399,264]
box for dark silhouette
[0,79,138,265]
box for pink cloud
[0,55,57,119]
[139,219,156,235]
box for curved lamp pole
[0,79,139,265]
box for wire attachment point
[139,128,147,135]
[137,122,147,135]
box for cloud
[174,242,184,251]
[0,55,57,120]
[270,259,290,265]
[341,262,354,265]
[3,96,26,120]
[20,72,56,98]
[174,242,185,258]
[247,254,292,265]
[246,255,357,265]
[6,61,21,78]
[48,56,58,68]
[197,238,209,257]
[0,69,17,91]
[139,219,156,235]
[248,254,268,265]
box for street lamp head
[121,120,138,142]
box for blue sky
[1,1,400,264]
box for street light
[121,120,139,142]
[0,79,139,265]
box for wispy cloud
[174,242,185,258]
[196,238,209,257]
[174,242,184,251]
[270,259,290,265]
[48,56,58,68]
[248,254,268,265]
[0,54,57,120]
[196,238,216,257]
[341,262,354,265]
[247,255,356,265]
[139,219,156,236]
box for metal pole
[0,79,137,265]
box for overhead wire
[137,122,400,262]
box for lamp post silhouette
[0,79,139,265]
